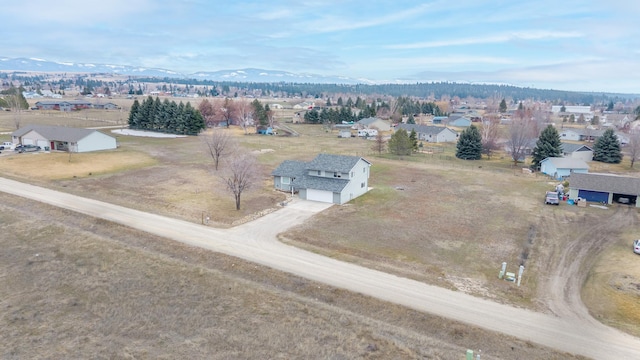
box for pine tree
[455,125,482,160]
[593,128,622,163]
[499,99,507,113]
[531,125,562,169]
[409,129,418,152]
[128,99,140,128]
[388,129,412,156]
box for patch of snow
[111,129,187,138]
[29,57,46,62]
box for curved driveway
[2,177,639,359]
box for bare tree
[198,99,217,127]
[627,130,640,168]
[221,152,259,210]
[371,132,387,154]
[236,98,254,134]
[5,88,24,129]
[202,128,235,170]
[506,111,536,165]
[213,98,235,128]
[480,115,501,159]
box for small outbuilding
[540,157,589,180]
[12,125,117,153]
[569,172,640,206]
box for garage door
[306,189,334,203]
[22,139,34,145]
[578,189,609,203]
[37,140,48,148]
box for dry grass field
[0,194,585,359]
[1,106,640,354]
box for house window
[351,171,354,177]
[281,177,290,185]
[334,172,341,178]
[317,170,321,175]
[362,167,365,173]
[361,182,365,188]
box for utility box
[466,349,474,360]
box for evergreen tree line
[133,77,627,104]
[303,106,371,124]
[128,96,205,135]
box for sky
[3,0,640,93]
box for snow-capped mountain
[0,57,369,84]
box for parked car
[16,144,41,153]
[634,239,640,255]
[545,191,560,205]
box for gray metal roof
[292,174,350,192]
[397,124,455,135]
[12,125,106,142]
[561,142,592,153]
[271,160,307,177]
[570,172,640,194]
[35,100,92,105]
[306,153,369,173]
[357,117,380,126]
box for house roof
[570,172,640,195]
[561,128,606,137]
[35,100,93,106]
[12,125,107,142]
[307,153,370,173]
[272,154,370,192]
[357,117,381,126]
[271,160,307,177]
[397,124,455,135]
[561,142,593,153]
[541,157,589,170]
[293,175,350,192]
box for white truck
[0,142,15,151]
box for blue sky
[3,0,640,93]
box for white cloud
[387,31,583,49]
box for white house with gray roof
[12,125,117,153]
[539,157,589,180]
[272,153,371,204]
[561,142,593,162]
[396,124,458,143]
[569,172,640,206]
[356,117,391,131]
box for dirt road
[2,177,639,359]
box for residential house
[92,102,120,110]
[561,142,593,162]
[431,116,447,124]
[356,117,391,131]
[559,128,627,144]
[397,124,458,143]
[12,125,117,153]
[272,154,371,204]
[569,172,640,206]
[448,117,472,127]
[293,101,315,110]
[35,100,92,111]
[539,157,589,180]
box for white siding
[76,131,117,153]
[306,189,334,203]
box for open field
[1,112,640,348]
[0,194,583,359]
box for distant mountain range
[0,57,371,84]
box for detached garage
[569,172,640,207]
[12,125,117,153]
